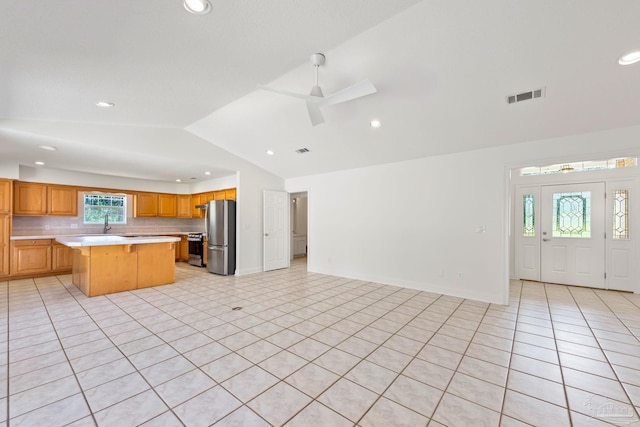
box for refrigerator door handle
[204,202,209,239]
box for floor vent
[296,148,310,154]
[507,87,545,104]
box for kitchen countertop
[55,235,181,247]
[11,231,199,241]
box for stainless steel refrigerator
[205,200,236,275]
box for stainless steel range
[187,233,205,267]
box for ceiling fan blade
[320,79,377,107]
[257,84,315,101]
[306,101,325,126]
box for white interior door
[263,190,289,271]
[540,182,605,287]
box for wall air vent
[507,87,546,104]
[296,148,310,154]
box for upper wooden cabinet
[14,182,47,215]
[177,195,192,218]
[48,185,78,216]
[0,180,11,214]
[213,188,236,201]
[134,193,159,217]
[13,182,77,216]
[225,188,236,200]
[158,194,177,217]
[191,194,203,218]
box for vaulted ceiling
[2,1,639,182]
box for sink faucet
[104,214,111,234]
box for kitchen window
[83,193,127,224]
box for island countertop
[55,235,180,247]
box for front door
[540,182,605,287]
[263,190,289,271]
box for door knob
[543,238,550,242]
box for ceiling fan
[257,53,377,126]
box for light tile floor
[1,259,640,426]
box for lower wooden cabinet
[11,239,73,276]
[0,215,9,277]
[11,239,52,275]
[53,243,74,271]
[180,235,188,262]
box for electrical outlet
[70,224,78,229]
[45,224,50,230]
[458,272,464,280]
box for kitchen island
[55,235,181,297]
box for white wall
[15,165,193,194]
[287,125,640,304]
[236,168,285,275]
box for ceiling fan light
[184,0,211,15]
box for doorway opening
[290,191,308,268]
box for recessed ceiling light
[370,119,382,128]
[184,0,211,14]
[34,161,45,166]
[204,171,211,175]
[96,101,115,108]
[39,145,57,151]
[266,150,274,156]
[176,179,182,182]
[618,51,640,65]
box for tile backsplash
[12,215,204,236]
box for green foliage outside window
[84,194,127,224]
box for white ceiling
[2,0,640,182]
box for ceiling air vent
[507,87,546,104]
[296,148,310,154]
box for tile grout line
[565,285,640,421]
[48,279,188,425]
[497,279,524,426]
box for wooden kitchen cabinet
[48,185,78,216]
[191,194,203,218]
[177,195,192,218]
[52,243,74,271]
[180,235,189,262]
[11,239,52,275]
[134,193,159,217]
[0,216,9,277]
[13,182,77,216]
[214,188,236,201]
[13,182,47,215]
[0,179,11,214]
[203,237,208,266]
[158,194,177,217]
[225,188,236,200]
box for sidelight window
[612,190,629,240]
[523,194,535,237]
[83,193,127,224]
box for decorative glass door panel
[552,191,591,238]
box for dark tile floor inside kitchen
[1,258,639,426]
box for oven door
[188,238,202,255]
